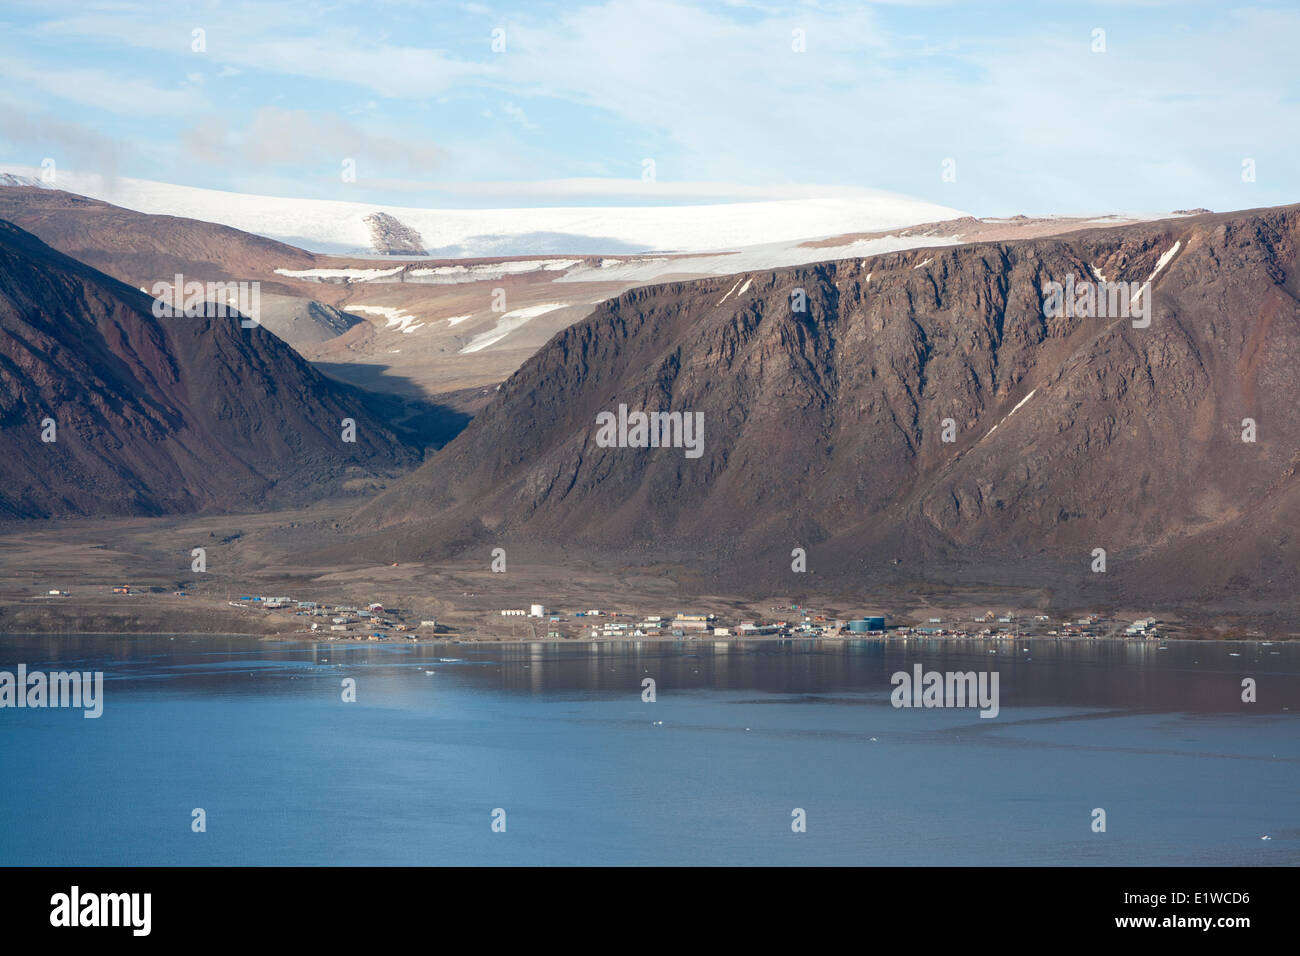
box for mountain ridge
[0,219,420,518]
[347,205,1300,617]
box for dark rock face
[356,207,1300,613]
[363,212,428,256]
[0,220,418,518]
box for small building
[112,585,131,594]
[529,604,546,618]
[420,619,437,628]
[672,614,711,631]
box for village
[44,585,1175,643]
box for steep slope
[354,206,1300,615]
[0,220,418,518]
[0,186,315,283]
[0,187,377,350]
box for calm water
[1,635,1296,866]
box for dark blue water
[1,635,1296,865]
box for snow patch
[348,304,421,333]
[275,267,404,281]
[408,259,582,284]
[982,388,1038,441]
[1147,240,1181,281]
[556,236,962,285]
[459,302,570,353]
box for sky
[0,0,1296,217]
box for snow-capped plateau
[0,165,969,258]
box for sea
[1,635,1295,865]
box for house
[672,614,711,631]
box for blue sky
[0,0,1296,215]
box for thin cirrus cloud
[0,51,201,117]
[31,9,486,99]
[2,0,1297,214]
[180,108,445,174]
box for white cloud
[0,52,201,116]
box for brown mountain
[352,206,1300,619]
[0,219,419,518]
[0,186,374,349]
[0,185,314,284]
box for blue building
[848,617,885,633]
